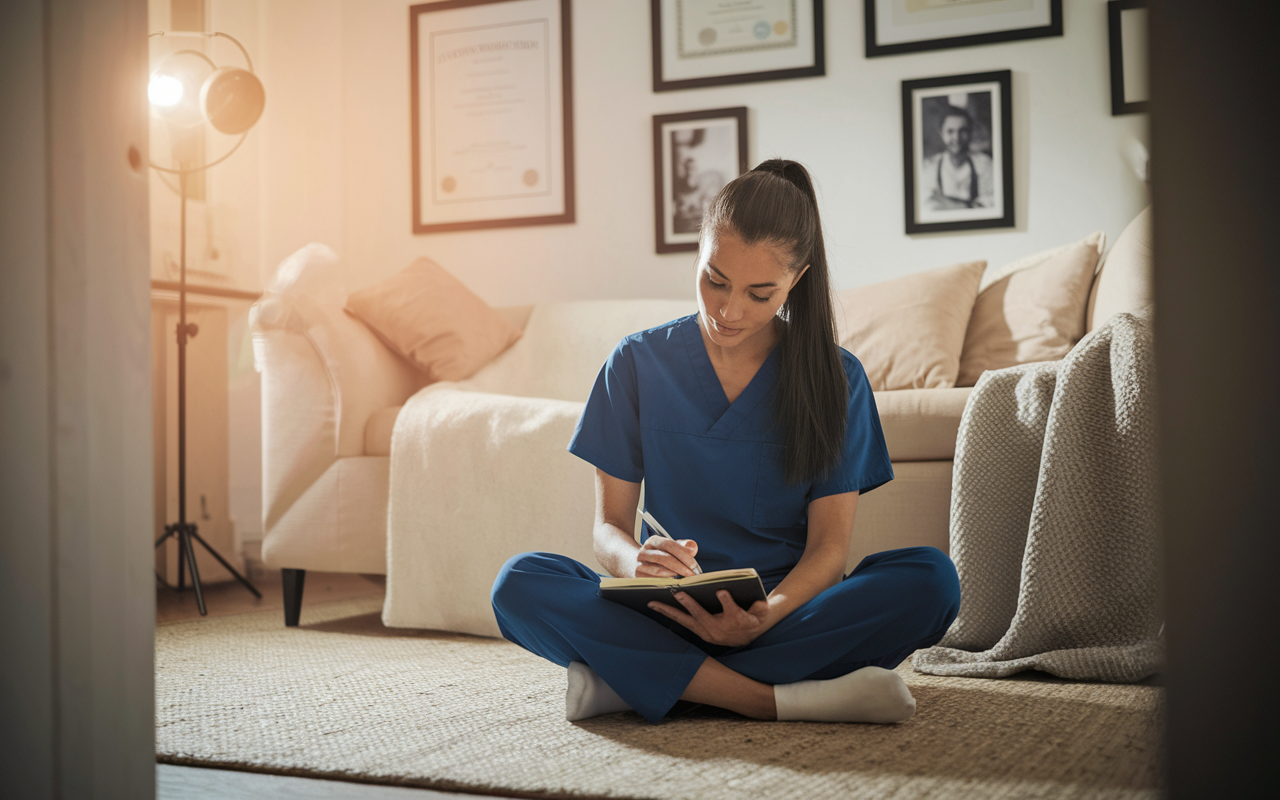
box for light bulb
[149,74,184,107]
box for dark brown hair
[701,159,847,484]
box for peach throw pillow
[835,260,986,391]
[345,258,522,383]
[956,232,1105,387]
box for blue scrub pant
[491,546,961,723]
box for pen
[640,509,701,575]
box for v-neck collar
[680,314,780,438]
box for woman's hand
[647,590,770,648]
[634,537,701,578]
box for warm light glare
[149,74,184,107]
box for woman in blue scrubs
[491,160,960,724]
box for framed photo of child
[902,70,1014,234]
[652,107,749,254]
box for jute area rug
[156,597,1163,800]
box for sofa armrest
[255,327,339,534]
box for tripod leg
[180,524,206,616]
[176,534,187,591]
[282,569,305,627]
[190,529,262,599]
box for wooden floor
[158,763,506,799]
[157,571,507,797]
[156,568,385,625]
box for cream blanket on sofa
[913,310,1162,682]
[382,300,695,637]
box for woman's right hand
[634,537,701,578]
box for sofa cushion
[345,257,523,383]
[874,387,973,461]
[956,232,1104,387]
[365,405,401,457]
[457,299,698,403]
[835,260,986,392]
[366,388,972,462]
[1087,206,1153,333]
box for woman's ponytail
[702,160,847,484]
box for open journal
[598,568,767,615]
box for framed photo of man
[651,0,825,92]
[410,0,575,234]
[652,107,748,253]
[902,70,1014,234]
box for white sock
[565,661,632,721]
[773,666,917,723]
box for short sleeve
[810,351,895,501]
[567,339,644,483]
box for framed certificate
[652,107,749,253]
[651,0,825,92]
[902,70,1014,234]
[410,0,575,233]
[866,0,1062,58]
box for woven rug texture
[156,597,1164,800]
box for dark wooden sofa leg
[282,569,306,627]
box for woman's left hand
[647,591,770,648]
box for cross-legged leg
[491,551,708,723]
[682,547,960,722]
[719,546,961,685]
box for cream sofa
[253,212,1153,627]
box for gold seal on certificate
[677,0,798,59]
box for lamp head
[200,66,265,135]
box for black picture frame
[410,0,575,234]
[652,107,749,254]
[1108,0,1150,116]
[651,0,825,92]
[865,0,1062,58]
[901,70,1014,235]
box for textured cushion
[956,233,1105,387]
[345,258,523,383]
[1087,207,1153,333]
[835,260,986,391]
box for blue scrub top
[567,314,894,591]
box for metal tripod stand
[153,169,260,615]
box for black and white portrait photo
[902,71,1014,234]
[653,107,748,253]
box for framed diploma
[652,107,749,253]
[866,0,1062,58]
[410,0,575,233]
[651,0,825,92]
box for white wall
[253,0,1148,304]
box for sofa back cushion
[460,299,698,402]
[956,232,1104,387]
[1087,206,1153,333]
[835,260,987,391]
